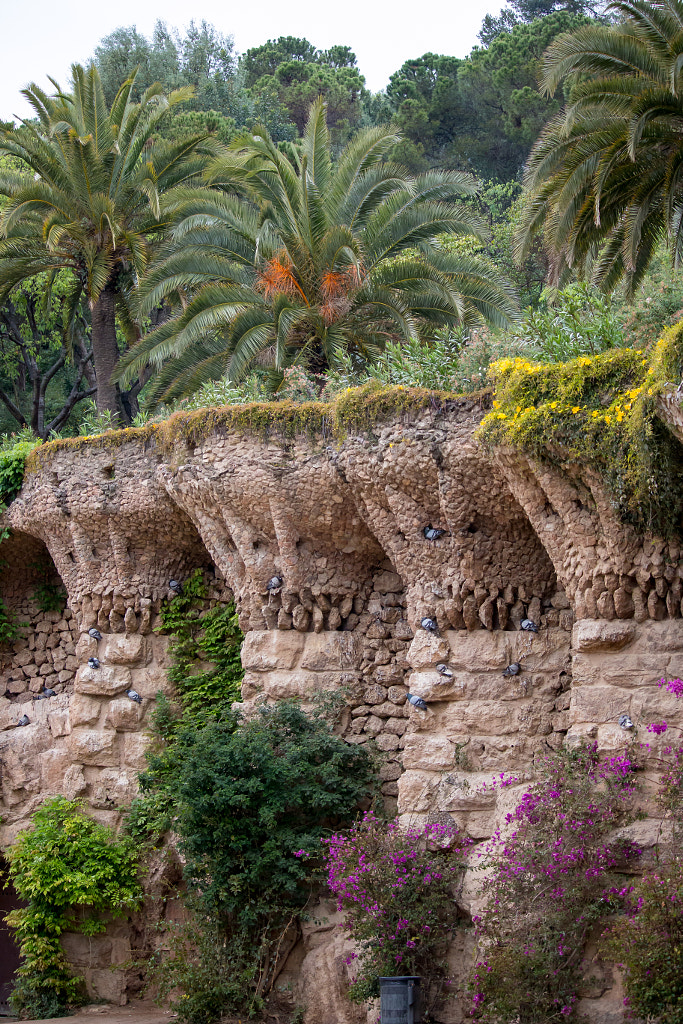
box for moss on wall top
[478,322,683,536]
[24,382,488,474]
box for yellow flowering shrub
[479,323,683,536]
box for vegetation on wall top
[478,321,683,536]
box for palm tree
[0,64,214,419]
[115,99,519,405]
[517,0,683,294]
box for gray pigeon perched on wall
[42,686,56,697]
[266,576,283,591]
[423,526,445,541]
[88,657,100,669]
[169,579,183,594]
[521,619,538,633]
[88,628,102,640]
[407,693,429,710]
[17,715,29,727]
[436,663,453,677]
[502,663,521,677]
[421,617,438,633]
[126,689,143,704]
[619,714,634,730]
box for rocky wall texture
[0,395,681,1019]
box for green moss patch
[24,383,486,474]
[478,323,683,536]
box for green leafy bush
[0,431,41,509]
[503,283,624,361]
[125,570,244,842]
[148,700,375,1021]
[6,797,141,1019]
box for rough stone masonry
[1,394,682,1023]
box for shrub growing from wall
[470,746,640,1024]
[142,700,375,1022]
[325,813,472,1012]
[6,797,141,1019]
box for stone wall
[0,396,681,1020]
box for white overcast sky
[1,0,500,121]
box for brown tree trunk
[91,282,121,420]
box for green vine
[478,323,683,536]
[156,568,244,719]
[5,797,141,1020]
[125,570,244,843]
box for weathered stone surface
[69,728,118,767]
[2,395,683,1017]
[75,664,131,696]
[407,631,449,669]
[300,632,363,671]
[105,699,144,731]
[241,630,305,671]
[572,619,636,652]
[402,734,455,770]
[102,633,147,665]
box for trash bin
[379,976,422,1024]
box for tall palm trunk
[91,281,121,420]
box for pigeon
[34,694,48,701]
[126,689,143,704]
[436,663,453,678]
[42,686,56,697]
[169,579,183,594]
[88,628,102,641]
[619,714,634,730]
[521,619,538,633]
[423,526,446,541]
[266,576,283,591]
[421,617,438,633]
[407,693,429,711]
[502,663,521,677]
[17,715,30,727]
[88,657,100,669]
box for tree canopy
[517,0,683,293]
[116,99,518,406]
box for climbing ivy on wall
[156,568,244,718]
[6,797,141,1019]
[125,569,244,842]
[478,323,683,536]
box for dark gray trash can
[379,976,422,1024]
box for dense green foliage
[157,569,244,717]
[0,431,40,508]
[134,700,375,1021]
[395,13,589,179]
[519,0,683,293]
[116,99,517,404]
[125,568,243,842]
[479,321,683,535]
[6,797,141,1019]
[0,64,215,420]
[0,273,95,438]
